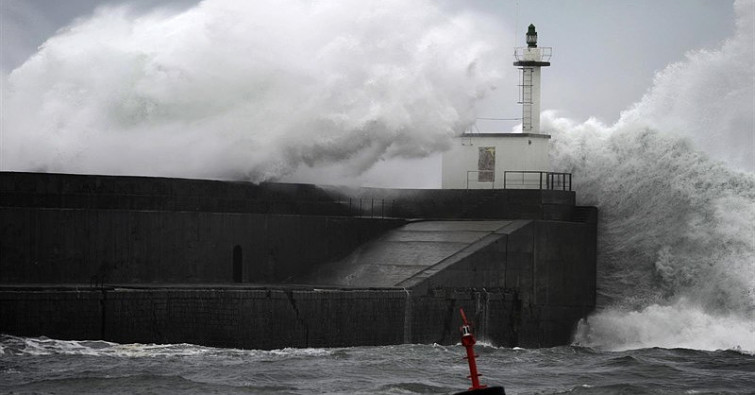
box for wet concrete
[293,220,511,287]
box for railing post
[539,172,543,190]
[554,173,559,190]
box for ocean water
[2,335,753,395]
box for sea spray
[557,0,754,352]
[616,0,754,173]
[0,0,505,181]
[549,118,755,308]
[573,300,755,353]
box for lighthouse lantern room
[441,24,553,190]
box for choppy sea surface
[1,335,753,395]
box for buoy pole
[459,308,485,391]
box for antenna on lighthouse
[513,24,551,134]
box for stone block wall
[0,289,103,340]
[0,171,597,349]
[1,287,532,349]
[0,208,403,284]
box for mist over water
[551,0,754,353]
[0,0,504,180]
[1,0,753,355]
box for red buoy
[460,308,485,391]
[454,308,505,395]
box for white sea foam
[0,334,349,360]
[1,335,302,358]
[616,0,754,173]
[2,336,222,357]
[573,299,755,353]
[268,347,333,358]
[0,0,504,182]
[561,0,754,352]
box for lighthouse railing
[514,46,552,62]
[503,171,571,191]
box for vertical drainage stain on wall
[402,289,412,343]
[474,289,490,342]
[99,288,107,340]
[233,245,243,283]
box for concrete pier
[0,171,597,348]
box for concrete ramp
[295,220,512,287]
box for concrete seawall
[0,171,597,348]
[1,207,402,284]
[1,286,527,349]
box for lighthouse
[441,24,555,190]
[514,24,551,134]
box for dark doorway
[233,245,243,283]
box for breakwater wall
[0,171,587,220]
[0,219,594,347]
[1,172,405,284]
[0,207,402,284]
[0,171,597,348]
[0,287,522,349]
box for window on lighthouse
[478,147,495,182]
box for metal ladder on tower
[518,67,533,132]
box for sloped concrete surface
[294,220,511,287]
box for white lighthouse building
[441,24,557,190]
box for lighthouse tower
[514,24,551,134]
[440,24,554,189]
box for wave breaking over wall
[0,0,504,181]
[552,0,754,353]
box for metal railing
[503,171,571,191]
[514,47,552,62]
[466,171,496,189]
